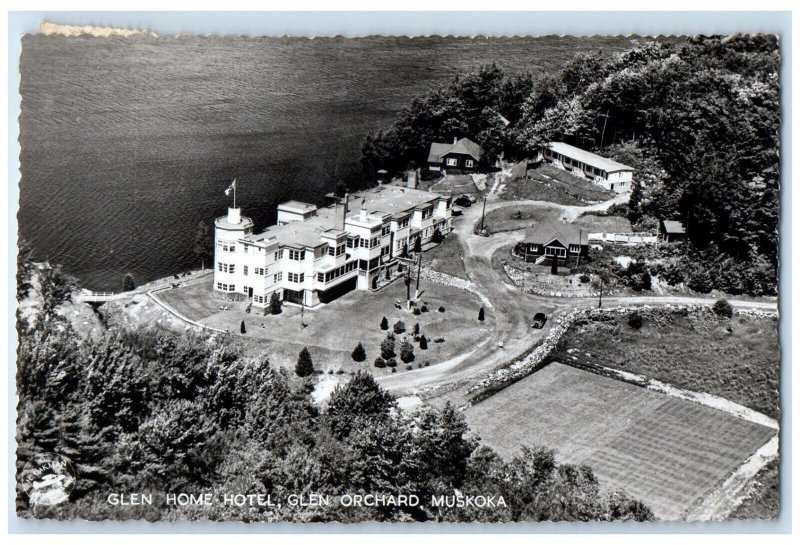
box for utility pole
[405,268,412,309]
[599,110,610,150]
[480,197,487,233]
[415,254,422,299]
[576,229,583,267]
[598,278,604,309]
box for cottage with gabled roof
[522,220,588,267]
[427,137,484,171]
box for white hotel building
[213,183,453,308]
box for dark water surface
[19,34,635,290]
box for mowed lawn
[465,363,776,521]
[425,233,468,279]
[158,275,491,374]
[483,205,631,236]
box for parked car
[532,312,547,329]
[454,195,473,207]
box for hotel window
[347,237,359,248]
[328,246,335,256]
[422,208,432,219]
[317,273,325,282]
[400,217,409,229]
[370,237,380,249]
[381,224,390,237]
[360,238,369,248]
[446,158,457,166]
[289,249,305,261]
[218,263,235,273]
[228,284,235,292]
[288,272,305,283]
[381,245,391,257]
[274,272,282,283]
[243,266,249,276]
[244,246,249,253]
[465,159,474,168]
[275,250,283,261]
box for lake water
[19,34,634,291]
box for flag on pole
[224,179,236,196]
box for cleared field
[465,363,776,520]
[500,164,614,204]
[159,275,492,374]
[483,205,630,236]
[729,458,779,520]
[425,233,468,279]
[549,309,780,419]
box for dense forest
[362,35,780,295]
[16,264,652,522]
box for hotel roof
[244,185,447,249]
[547,142,634,173]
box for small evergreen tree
[478,307,485,321]
[413,323,420,336]
[414,237,422,253]
[295,347,314,377]
[373,357,386,368]
[122,273,135,292]
[713,299,734,318]
[352,342,367,362]
[240,320,246,334]
[399,338,415,363]
[380,316,389,330]
[380,336,396,360]
[419,335,428,350]
[386,357,397,368]
[393,320,406,334]
[268,292,282,315]
[627,312,644,330]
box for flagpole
[234,179,236,209]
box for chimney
[407,169,418,190]
[227,207,241,225]
[453,137,458,144]
[360,195,368,222]
[338,193,349,229]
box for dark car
[454,195,473,208]
[532,312,547,329]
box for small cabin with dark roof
[427,137,484,171]
[659,220,687,243]
[522,221,588,266]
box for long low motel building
[543,142,634,193]
[214,185,453,308]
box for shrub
[399,339,415,363]
[713,299,734,318]
[393,320,406,334]
[380,316,389,330]
[336,369,345,375]
[295,347,314,377]
[380,336,396,359]
[122,273,136,292]
[434,337,445,343]
[406,365,413,371]
[386,357,397,368]
[268,292,282,315]
[580,274,591,284]
[419,335,428,350]
[688,270,714,294]
[438,306,445,313]
[240,320,246,334]
[413,308,421,316]
[627,312,644,330]
[478,307,485,321]
[421,305,429,312]
[424,361,430,367]
[391,367,397,373]
[374,357,386,368]
[351,342,366,362]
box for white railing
[588,232,658,245]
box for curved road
[377,190,777,405]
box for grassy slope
[500,164,614,205]
[549,309,780,419]
[729,459,779,520]
[425,233,468,279]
